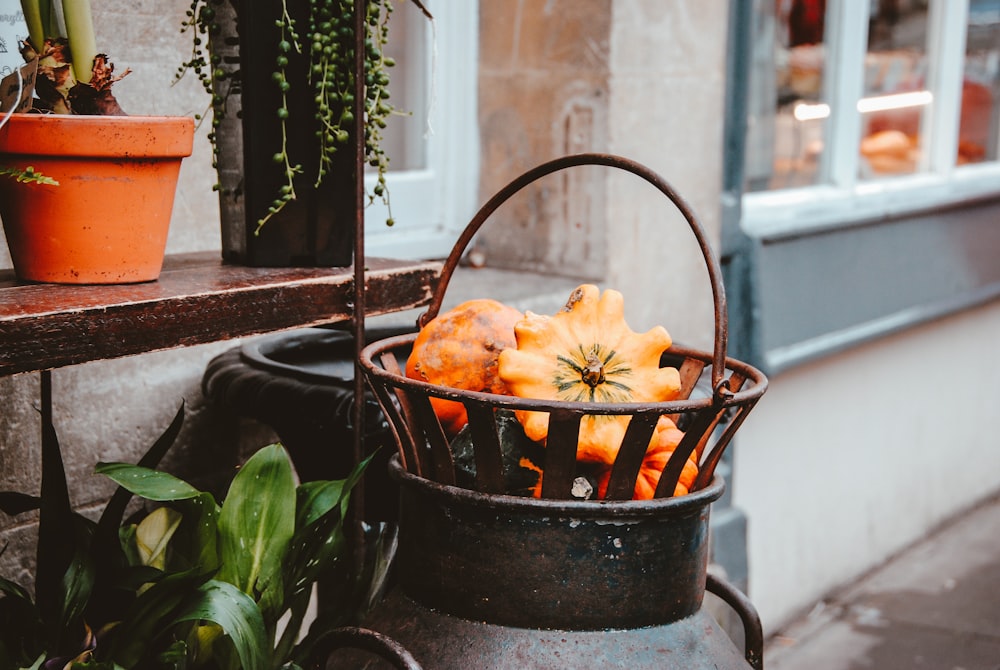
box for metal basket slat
[602,410,661,500]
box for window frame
[741,0,1000,240]
[363,2,479,261]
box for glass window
[364,2,480,260]
[961,2,1000,163]
[743,0,1000,237]
[374,0,429,172]
[746,0,829,191]
[859,2,931,178]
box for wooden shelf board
[0,252,441,376]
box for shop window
[364,2,479,260]
[961,2,1000,163]
[743,0,1000,237]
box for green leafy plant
[0,405,384,669]
[0,166,58,185]
[18,0,129,115]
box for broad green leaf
[96,404,185,545]
[357,521,399,618]
[171,580,269,670]
[0,574,33,602]
[294,449,374,527]
[282,456,375,661]
[283,505,348,603]
[106,563,163,597]
[295,480,346,529]
[285,456,372,600]
[339,453,374,509]
[91,405,185,635]
[95,463,202,502]
[276,512,352,662]
[161,493,221,577]
[217,444,296,620]
[188,623,224,665]
[103,570,205,667]
[135,507,183,569]
[291,522,395,664]
[118,524,141,567]
[272,587,312,665]
[60,514,97,631]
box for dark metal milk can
[358,457,763,669]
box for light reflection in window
[858,1,930,178]
[745,0,829,192]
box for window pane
[372,0,429,172]
[960,1,1000,164]
[859,1,931,178]
[745,0,830,192]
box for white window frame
[363,2,479,261]
[742,0,1000,240]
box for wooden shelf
[0,252,441,376]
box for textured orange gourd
[596,417,698,499]
[497,284,682,465]
[406,299,523,436]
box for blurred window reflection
[961,3,1000,163]
[746,0,1000,199]
[746,0,829,191]
[860,2,930,178]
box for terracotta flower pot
[0,113,195,284]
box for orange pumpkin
[406,299,523,436]
[596,416,698,499]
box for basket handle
[419,153,730,397]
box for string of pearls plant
[180,0,411,232]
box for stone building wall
[476,0,729,345]
[476,0,612,280]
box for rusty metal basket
[359,153,767,500]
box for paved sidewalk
[763,491,1000,670]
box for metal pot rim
[388,454,725,518]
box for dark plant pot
[201,326,414,522]
[212,0,355,268]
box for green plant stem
[254,1,302,235]
[61,0,98,84]
[20,0,49,51]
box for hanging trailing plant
[179,0,429,233]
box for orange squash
[596,416,698,499]
[406,299,523,436]
[497,284,681,464]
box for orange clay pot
[0,114,194,284]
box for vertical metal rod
[351,0,368,539]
